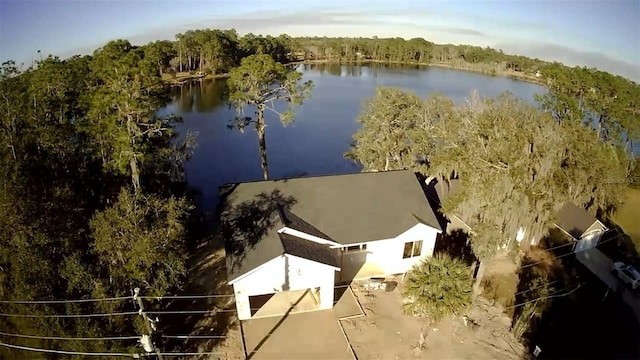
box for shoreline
[290,59,546,86]
[163,72,230,86]
[163,59,546,87]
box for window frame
[403,240,423,259]
[342,244,367,253]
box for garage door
[249,288,320,318]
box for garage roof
[222,170,441,282]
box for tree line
[293,36,545,74]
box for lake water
[158,63,547,210]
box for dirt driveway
[242,309,354,360]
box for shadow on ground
[514,251,640,360]
[434,228,476,267]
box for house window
[403,240,423,259]
[343,244,367,253]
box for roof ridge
[218,169,413,187]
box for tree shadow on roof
[220,189,297,276]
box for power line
[506,283,583,309]
[139,294,233,300]
[0,296,131,304]
[0,331,138,341]
[0,294,233,306]
[162,335,226,339]
[514,280,560,296]
[0,311,138,318]
[0,341,225,358]
[147,310,235,316]
[0,341,135,357]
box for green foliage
[402,254,473,322]
[0,36,195,358]
[85,39,179,191]
[348,88,633,262]
[537,63,640,145]
[228,54,313,123]
[90,188,193,296]
[292,36,547,73]
[346,87,453,172]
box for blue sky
[1,0,639,80]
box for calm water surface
[158,63,547,210]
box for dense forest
[1,27,639,358]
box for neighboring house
[222,170,442,320]
[424,176,538,247]
[554,202,608,252]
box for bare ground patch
[341,276,526,360]
[482,253,520,312]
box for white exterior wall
[575,232,603,253]
[231,255,336,320]
[346,223,439,276]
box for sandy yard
[341,276,526,360]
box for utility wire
[0,341,135,357]
[139,294,233,300]
[0,341,226,357]
[506,283,583,309]
[162,335,226,339]
[158,352,224,356]
[514,280,560,296]
[0,296,131,304]
[0,311,138,318]
[0,331,138,341]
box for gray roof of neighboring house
[222,170,441,281]
[554,202,600,239]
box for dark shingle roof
[279,233,340,268]
[222,170,441,281]
[277,205,333,241]
[555,202,598,239]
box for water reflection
[301,62,426,78]
[171,79,227,113]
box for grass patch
[613,188,640,243]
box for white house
[221,170,443,320]
[553,202,608,252]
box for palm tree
[402,253,472,350]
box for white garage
[228,233,340,320]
